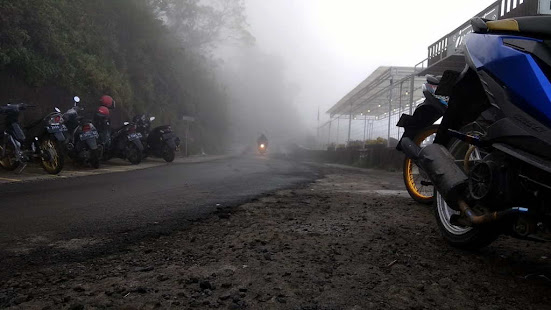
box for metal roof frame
[327,66,426,118]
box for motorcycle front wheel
[127,143,142,165]
[40,138,64,174]
[162,143,175,162]
[434,125,498,249]
[403,125,438,204]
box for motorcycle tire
[0,143,20,171]
[127,143,142,165]
[39,138,64,175]
[403,125,438,205]
[101,144,112,161]
[90,148,101,169]
[433,124,499,249]
[162,143,175,162]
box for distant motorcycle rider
[257,134,268,148]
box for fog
[215,0,496,148]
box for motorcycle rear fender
[164,138,177,150]
[85,138,98,150]
[53,132,66,142]
[434,66,490,146]
[396,101,444,151]
[131,138,144,151]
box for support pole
[328,118,332,146]
[185,121,190,157]
[409,74,415,115]
[363,114,367,148]
[369,120,373,140]
[398,81,403,138]
[316,106,320,149]
[387,77,394,147]
[336,116,340,145]
[347,103,352,145]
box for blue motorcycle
[400,16,551,249]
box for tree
[0,0,251,153]
[150,0,254,51]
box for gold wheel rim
[0,145,16,168]
[405,126,439,200]
[41,140,59,171]
[405,158,432,199]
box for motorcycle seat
[473,16,551,38]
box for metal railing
[427,0,544,67]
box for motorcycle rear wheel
[162,143,175,162]
[127,143,142,165]
[0,143,20,171]
[434,125,499,249]
[403,125,438,204]
[90,147,101,169]
[40,138,64,175]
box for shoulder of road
[0,155,232,184]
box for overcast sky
[244,0,497,130]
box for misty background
[0,0,495,153]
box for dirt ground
[2,166,551,309]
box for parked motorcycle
[93,95,115,161]
[92,95,142,164]
[399,16,551,249]
[62,96,101,168]
[396,75,450,204]
[133,114,180,162]
[104,121,143,165]
[0,103,65,174]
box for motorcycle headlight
[260,144,265,148]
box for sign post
[181,116,195,157]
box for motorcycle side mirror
[55,107,61,113]
[74,96,80,103]
[124,122,130,125]
[150,116,156,122]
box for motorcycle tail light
[82,124,91,132]
[50,115,62,125]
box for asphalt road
[0,155,318,277]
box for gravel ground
[1,167,551,309]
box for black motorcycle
[62,96,101,168]
[104,120,143,165]
[0,103,65,174]
[134,114,180,162]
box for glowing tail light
[50,115,62,125]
